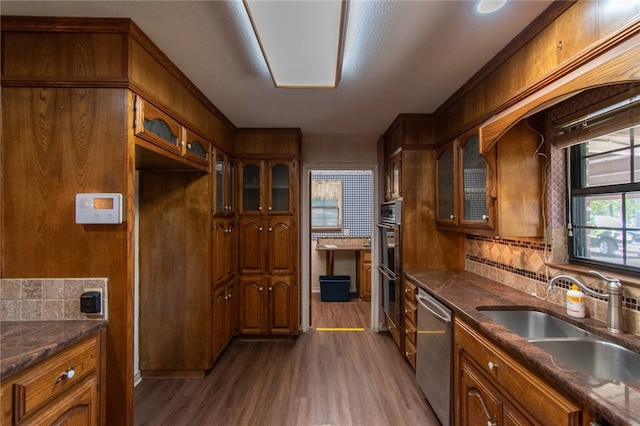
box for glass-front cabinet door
[268,161,293,214]
[240,160,264,214]
[436,141,457,226]
[213,150,234,216]
[459,132,493,229]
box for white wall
[301,134,380,332]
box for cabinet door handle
[54,367,75,384]
[468,388,497,426]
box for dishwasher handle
[416,293,451,324]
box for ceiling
[1,0,555,140]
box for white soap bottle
[566,284,585,318]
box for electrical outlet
[81,288,103,314]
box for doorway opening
[301,166,379,332]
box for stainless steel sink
[529,339,640,381]
[479,309,591,339]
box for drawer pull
[488,361,498,371]
[468,388,497,426]
[54,367,75,384]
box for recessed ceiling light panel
[477,0,507,14]
[244,0,348,88]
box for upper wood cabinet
[238,159,297,215]
[134,95,211,172]
[495,119,545,237]
[212,150,235,216]
[384,152,402,201]
[436,130,496,233]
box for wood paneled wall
[1,86,135,425]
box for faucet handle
[589,270,620,283]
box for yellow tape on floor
[316,327,365,331]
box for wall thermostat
[75,193,123,224]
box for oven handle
[377,222,394,230]
[377,265,396,281]
[416,293,451,324]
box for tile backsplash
[466,235,640,335]
[0,278,108,321]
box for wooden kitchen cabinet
[212,149,235,216]
[357,250,372,301]
[403,278,418,370]
[238,216,296,276]
[238,275,298,335]
[384,152,402,200]
[454,318,582,426]
[212,280,238,359]
[0,331,105,426]
[212,218,236,286]
[238,159,297,215]
[495,119,545,237]
[133,95,211,172]
[436,130,496,233]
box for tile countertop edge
[404,269,640,426]
[0,320,108,381]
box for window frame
[311,180,342,232]
[568,125,640,275]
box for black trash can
[319,275,351,302]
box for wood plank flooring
[135,293,440,425]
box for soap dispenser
[566,284,585,318]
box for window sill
[546,262,640,289]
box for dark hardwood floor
[135,293,440,425]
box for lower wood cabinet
[454,318,587,426]
[0,331,105,426]
[403,278,418,369]
[212,280,238,360]
[238,275,298,335]
[357,250,372,301]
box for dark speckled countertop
[0,320,107,380]
[405,269,640,426]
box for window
[569,124,640,272]
[311,180,342,231]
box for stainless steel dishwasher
[416,288,452,426]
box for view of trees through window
[570,125,640,271]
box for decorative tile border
[0,278,108,321]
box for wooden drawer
[10,336,98,424]
[405,337,416,370]
[404,298,417,325]
[404,317,417,346]
[454,319,580,426]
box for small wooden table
[316,243,371,275]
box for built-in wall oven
[378,200,402,333]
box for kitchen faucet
[548,270,624,334]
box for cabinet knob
[404,288,412,293]
[405,329,411,334]
[227,293,232,299]
[54,367,75,384]
[482,214,489,220]
[449,214,455,220]
[181,140,186,147]
[268,227,273,232]
[268,206,272,211]
[259,206,263,211]
[258,227,263,232]
[488,361,498,371]
[259,287,263,292]
[187,143,192,149]
[268,286,273,291]
[405,309,411,314]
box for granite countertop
[405,269,640,426]
[0,320,108,380]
